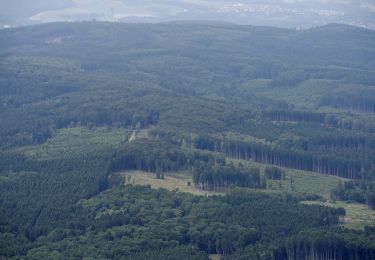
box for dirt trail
[128,130,136,142]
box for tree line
[331,180,375,210]
[195,136,365,179]
[321,93,375,113]
[192,161,265,191]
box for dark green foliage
[196,136,364,179]
[265,166,285,180]
[280,229,375,260]
[230,228,375,260]
[321,93,375,113]
[0,153,112,240]
[128,246,209,260]
[20,186,347,258]
[192,161,265,191]
[263,110,325,123]
[111,139,225,173]
[331,180,375,210]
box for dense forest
[192,162,265,191]
[0,22,375,258]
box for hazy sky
[1,0,375,28]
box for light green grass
[121,171,216,196]
[228,158,375,230]
[209,254,221,260]
[122,157,342,200]
[302,200,375,230]
[15,127,130,160]
[229,158,341,199]
[122,163,374,230]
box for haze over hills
[1,0,375,29]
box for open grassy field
[121,168,375,230]
[121,156,375,231]
[302,200,375,230]
[230,159,375,230]
[229,158,341,199]
[209,254,221,260]
[123,169,375,230]
[15,127,130,160]
[121,170,215,196]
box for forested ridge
[1,21,375,259]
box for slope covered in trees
[5,186,350,259]
[0,22,375,258]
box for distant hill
[1,0,375,29]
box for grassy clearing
[302,200,375,230]
[122,157,342,200]
[209,254,221,260]
[120,165,375,230]
[229,158,340,199]
[228,158,375,230]
[121,171,215,196]
[15,127,130,160]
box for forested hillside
[0,22,375,259]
